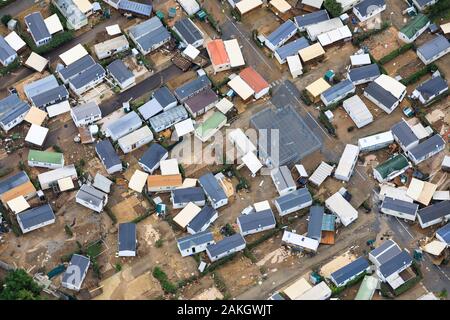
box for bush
[318,111,336,136]
[1,14,12,26]
[155,239,164,248]
[0,58,20,76]
[53,145,63,153]
[247,228,282,251]
[132,209,154,224]
[324,0,343,17]
[0,167,13,178]
[427,0,450,21]
[115,263,122,272]
[243,248,257,263]
[379,43,414,65]
[64,225,73,237]
[153,267,178,294]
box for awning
[106,24,122,36]
[47,100,71,118]
[59,44,88,66]
[129,170,148,192]
[44,14,64,35]
[6,196,30,214]
[25,52,48,72]
[58,177,75,192]
[24,107,47,126]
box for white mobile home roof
[282,230,319,251]
[299,42,325,62]
[183,44,200,60]
[242,152,263,175]
[25,52,48,72]
[309,161,334,186]
[228,128,257,155]
[174,118,195,137]
[334,144,359,180]
[44,14,64,35]
[4,31,26,52]
[73,0,93,14]
[47,100,71,118]
[295,164,308,177]
[350,53,371,66]
[297,281,332,300]
[342,95,373,128]
[224,39,245,68]
[236,0,263,15]
[270,0,291,13]
[374,75,406,100]
[59,44,89,66]
[301,0,324,9]
[38,165,77,187]
[228,76,254,100]
[306,18,343,41]
[7,196,30,214]
[215,98,234,114]
[118,126,153,147]
[106,24,121,36]
[58,176,75,191]
[317,25,352,46]
[25,124,48,146]
[128,170,148,192]
[160,158,180,175]
[174,202,202,228]
[287,55,303,74]
[283,278,312,300]
[433,190,450,201]
[358,131,394,152]
[325,192,358,226]
[379,185,413,203]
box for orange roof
[239,67,269,93]
[207,39,230,67]
[0,181,36,204]
[147,174,183,188]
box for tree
[0,269,42,300]
[1,14,12,26]
[324,0,343,18]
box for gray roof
[416,76,448,100]
[93,173,112,193]
[106,111,142,139]
[95,140,121,170]
[348,64,380,83]
[107,59,134,84]
[31,85,69,108]
[354,0,385,16]
[370,240,402,265]
[174,75,211,102]
[138,98,163,120]
[173,18,203,45]
[59,55,96,81]
[408,134,445,161]
[206,233,246,257]
[379,250,412,278]
[61,254,90,287]
[294,10,330,29]
[70,63,106,90]
[139,143,168,171]
[184,88,218,114]
[365,81,398,110]
[321,79,355,102]
[24,74,59,99]
[129,16,163,39]
[418,200,450,224]
[275,37,310,61]
[381,197,419,216]
[24,12,51,43]
[118,0,152,16]
[76,184,106,208]
[177,230,214,251]
[17,204,55,230]
[0,171,30,196]
[415,0,434,6]
[153,86,177,109]
[275,188,312,213]
[331,257,369,285]
[266,20,297,47]
[0,36,17,63]
[149,105,188,132]
[272,166,296,192]
[417,35,450,61]
[250,104,322,167]
[0,94,30,127]
[307,206,324,240]
[172,187,205,204]
[391,120,419,147]
[237,209,276,233]
[71,101,101,122]
[188,205,217,233]
[129,17,170,53]
[198,173,227,204]
[436,223,450,244]
[118,222,136,252]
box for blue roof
[173,18,203,45]
[153,86,177,109]
[237,209,276,233]
[294,10,330,29]
[391,120,418,147]
[69,63,106,90]
[0,35,17,63]
[174,75,211,102]
[275,37,310,61]
[138,143,168,171]
[365,81,398,110]
[25,12,51,43]
[177,230,214,251]
[138,98,163,120]
[417,35,450,61]
[17,204,55,231]
[105,111,142,139]
[206,233,246,258]
[436,223,450,244]
[321,79,355,102]
[188,206,217,233]
[95,140,121,170]
[172,187,205,204]
[331,257,369,286]
[118,0,152,16]
[416,76,448,100]
[31,85,69,109]
[61,254,90,288]
[321,214,335,231]
[418,200,450,225]
[0,171,30,196]
[198,173,227,204]
[307,206,324,240]
[379,250,412,278]
[107,59,134,84]
[59,55,96,81]
[381,197,418,216]
[348,64,380,83]
[274,188,312,213]
[354,0,385,17]
[408,134,445,161]
[118,222,136,252]
[0,94,30,127]
[266,20,297,48]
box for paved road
[0,0,37,17]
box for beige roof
[6,196,30,214]
[173,202,201,228]
[128,170,149,192]
[236,0,263,15]
[179,178,197,189]
[305,78,331,98]
[160,158,180,175]
[441,22,450,34]
[299,42,325,62]
[106,24,122,36]
[73,0,93,14]
[25,52,48,72]
[59,44,88,66]
[422,240,446,256]
[147,174,183,189]
[58,177,75,191]
[46,100,71,118]
[406,178,437,206]
[24,106,47,125]
[283,278,312,300]
[223,39,245,68]
[118,126,153,147]
[94,35,129,57]
[270,0,291,13]
[215,98,234,114]
[228,76,254,100]
[44,14,64,35]
[4,31,26,51]
[0,181,36,204]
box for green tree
[1,14,12,26]
[324,0,343,17]
[0,269,42,300]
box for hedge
[352,21,390,46]
[22,30,75,55]
[153,266,178,294]
[378,43,414,65]
[400,64,438,86]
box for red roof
[240,67,269,93]
[206,39,230,66]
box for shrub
[53,145,63,153]
[1,14,12,26]
[400,64,439,86]
[378,43,414,65]
[153,267,178,294]
[352,21,390,46]
[115,263,122,272]
[0,58,20,76]
[64,225,73,237]
[155,239,164,248]
[324,0,343,17]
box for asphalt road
[0,0,38,17]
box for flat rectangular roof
[306,78,331,98]
[128,170,149,192]
[299,42,325,62]
[4,31,26,52]
[228,76,254,100]
[223,39,245,67]
[174,202,202,228]
[59,44,89,66]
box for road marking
[394,217,414,239]
[436,265,450,282]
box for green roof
[355,275,378,300]
[399,14,430,39]
[195,112,227,138]
[28,150,64,165]
[375,154,409,179]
